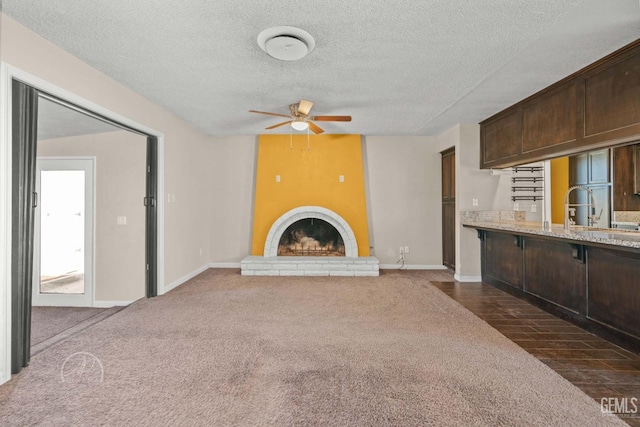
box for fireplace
[242,206,378,276]
[278,218,345,256]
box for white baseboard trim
[209,262,241,269]
[163,263,210,294]
[93,300,136,308]
[379,264,448,270]
[454,274,482,282]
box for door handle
[32,191,38,208]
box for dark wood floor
[431,281,640,427]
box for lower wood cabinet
[587,248,640,339]
[482,232,522,289]
[478,229,640,346]
[523,238,585,314]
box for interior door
[33,158,94,307]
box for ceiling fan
[249,100,351,134]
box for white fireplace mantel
[241,206,379,277]
[263,206,358,257]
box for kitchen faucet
[564,185,602,230]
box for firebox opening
[277,218,345,256]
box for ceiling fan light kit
[257,26,315,61]
[291,120,309,131]
[249,99,352,135]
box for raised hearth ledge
[241,256,379,277]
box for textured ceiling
[4,0,640,136]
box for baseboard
[209,262,241,269]
[379,264,448,270]
[163,263,210,294]
[93,300,136,308]
[454,274,482,282]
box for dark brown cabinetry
[587,248,640,339]
[611,144,640,211]
[441,147,455,269]
[482,232,522,289]
[480,39,640,169]
[476,228,640,347]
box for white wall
[38,131,147,303]
[207,136,257,265]
[0,13,213,384]
[0,14,212,287]
[363,136,444,267]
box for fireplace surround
[241,206,379,276]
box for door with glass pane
[33,158,94,306]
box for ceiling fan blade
[265,120,292,130]
[298,99,314,116]
[308,121,324,134]
[249,110,291,119]
[310,115,352,122]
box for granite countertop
[462,220,640,250]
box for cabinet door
[522,82,577,154]
[584,52,640,139]
[481,110,521,167]
[588,248,640,339]
[483,232,522,289]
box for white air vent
[257,26,315,61]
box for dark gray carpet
[0,269,626,426]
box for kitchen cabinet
[480,39,640,169]
[612,144,640,211]
[482,231,522,289]
[474,227,640,348]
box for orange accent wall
[251,134,370,256]
[550,157,569,224]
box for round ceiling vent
[257,26,315,61]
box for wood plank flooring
[431,281,640,427]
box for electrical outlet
[531,204,537,213]
[404,246,410,254]
[514,202,520,211]
[399,246,404,255]
[472,198,478,207]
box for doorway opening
[33,158,94,307]
[9,78,162,376]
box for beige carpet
[31,307,108,346]
[0,269,626,426]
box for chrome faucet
[564,185,601,230]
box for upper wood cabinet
[480,39,640,169]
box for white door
[33,158,94,307]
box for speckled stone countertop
[462,220,640,250]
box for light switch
[339,175,344,182]
[275,175,281,182]
[117,216,127,225]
